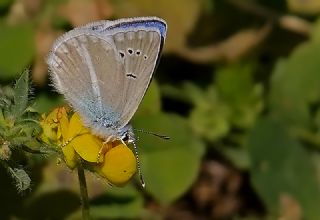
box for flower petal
[56,107,69,142]
[70,133,104,163]
[62,143,77,169]
[98,143,137,186]
[40,107,68,143]
[67,113,90,140]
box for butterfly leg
[119,135,145,188]
[96,136,117,162]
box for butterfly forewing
[48,30,126,137]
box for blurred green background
[1,0,320,219]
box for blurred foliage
[0,0,320,220]
[0,70,44,192]
[0,24,35,80]
[248,119,320,220]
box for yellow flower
[65,113,103,165]
[40,107,137,186]
[39,107,68,144]
[96,141,137,186]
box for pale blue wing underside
[47,17,167,138]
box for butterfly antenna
[134,129,170,140]
[132,141,145,188]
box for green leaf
[216,61,263,128]
[136,81,161,116]
[311,17,320,42]
[269,41,320,129]
[247,118,320,219]
[161,82,200,104]
[0,0,12,10]
[221,147,250,170]
[182,82,209,104]
[0,24,35,80]
[189,86,231,142]
[90,185,143,219]
[26,190,79,220]
[8,167,31,192]
[190,105,231,141]
[0,108,4,123]
[67,185,143,219]
[133,113,205,204]
[32,93,64,113]
[13,69,29,117]
[188,61,263,142]
[216,61,256,104]
[90,201,143,219]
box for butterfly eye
[144,55,148,60]
[136,50,141,56]
[122,133,129,142]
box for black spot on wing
[126,73,137,79]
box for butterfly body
[47,17,167,141]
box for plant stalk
[77,159,90,220]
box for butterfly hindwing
[47,30,126,137]
[110,30,162,126]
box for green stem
[77,159,90,220]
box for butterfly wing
[109,29,163,126]
[47,17,167,138]
[85,17,167,127]
[47,29,126,137]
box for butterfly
[47,17,166,142]
[47,17,167,186]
